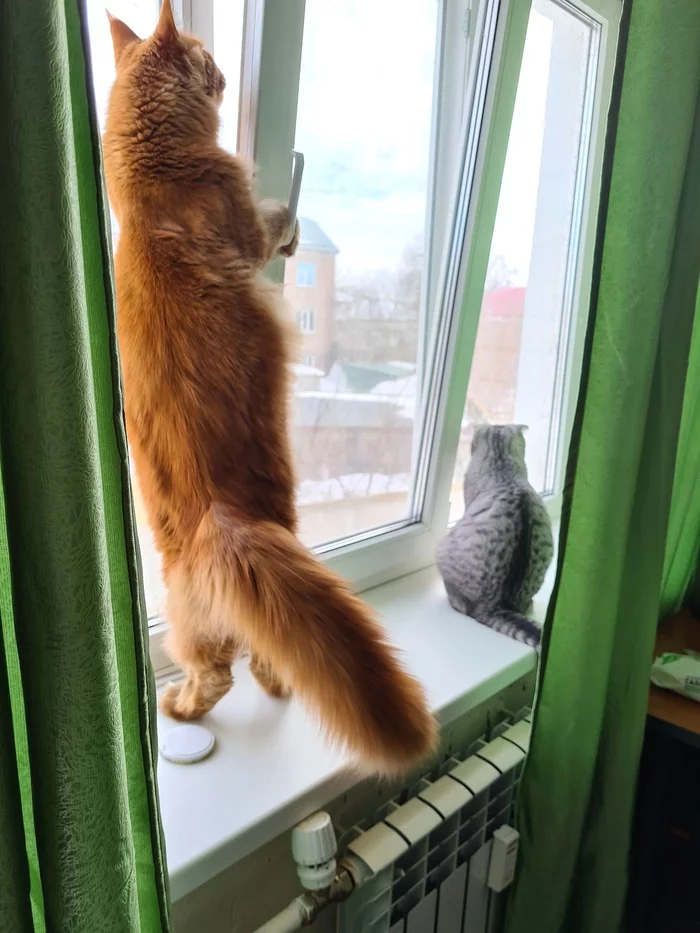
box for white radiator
[337,711,531,933]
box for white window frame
[297,309,316,334]
[149,0,621,675]
[513,0,622,520]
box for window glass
[295,261,317,288]
[286,0,442,548]
[212,0,245,154]
[297,310,316,334]
[450,0,597,519]
[84,0,603,614]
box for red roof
[482,286,526,317]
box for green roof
[339,361,416,392]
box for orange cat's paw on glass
[279,218,300,259]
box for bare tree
[484,254,517,292]
[336,233,425,322]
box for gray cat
[437,424,553,648]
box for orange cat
[103,0,436,773]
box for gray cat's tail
[475,608,541,649]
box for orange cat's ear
[107,11,141,62]
[154,0,179,43]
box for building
[452,285,527,494]
[284,217,338,373]
[467,285,526,424]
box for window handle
[286,149,305,245]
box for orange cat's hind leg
[159,584,239,720]
[250,654,292,699]
[160,661,233,720]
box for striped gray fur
[436,425,553,648]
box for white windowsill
[157,564,546,901]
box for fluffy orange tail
[183,506,437,774]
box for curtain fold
[0,1,170,930]
[660,284,700,617]
[505,0,700,931]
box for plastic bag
[650,651,700,703]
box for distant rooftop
[292,362,324,377]
[483,286,526,317]
[328,360,418,394]
[298,217,339,254]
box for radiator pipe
[254,900,306,933]
[254,866,356,933]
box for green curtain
[505,0,700,931]
[0,1,170,931]
[661,286,700,617]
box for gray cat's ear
[517,424,529,435]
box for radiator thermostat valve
[291,811,338,891]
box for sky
[292,0,552,282]
[85,0,554,282]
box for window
[283,0,445,550]
[84,0,620,636]
[297,309,316,334]
[295,262,317,288]
[265,0,618,565]
[449,0,603,520]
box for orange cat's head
[106,0,225,142]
